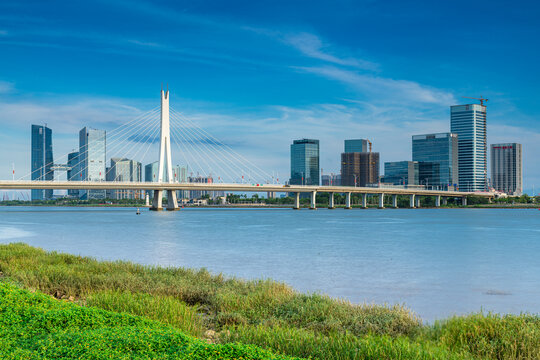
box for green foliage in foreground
[1,243,540,360]
[0,281,297,360]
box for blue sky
[1,0,539,192]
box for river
[0,206,538,322]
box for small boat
[136,208,141,215]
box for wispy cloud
[0,81,14,93]
[297,65,456,106]
[284,32,379,71]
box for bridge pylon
[150,89,179,211]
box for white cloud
[284,32,379,71]
[297,65,456,106]
[0,81,14,94]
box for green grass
[0,281,297,359]
[1,243,539,360]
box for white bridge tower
[150,89,179,211]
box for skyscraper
[412,132,458,190]
[106,158,142,199]
[341,152,379,187]
[31,125,54,201]
[344,139,369,153]
[450,104,487,192]
[383,161,419,186]
[290,139,320,185]
[66,151,79,197]
[491,143,523,195]
[79,127,106,199]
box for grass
[1,242,539,359]
[0,281,297,359]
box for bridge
[0,89,493,210]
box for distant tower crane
[462,95,489,191]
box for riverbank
[0,243,538,359]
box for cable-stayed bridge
[0,89,494,210]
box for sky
[1,0,539,193]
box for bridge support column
[345,192,352,209]
[293,192,300,209]
[415,196,421,208]
[361,193,367,208]
[150,190,163,211]
[410,194,415,208]
[310,191,317,210]
[462,197,467,206]
[378,193,385,209]
[167,190,179,211]
[328,193,335,209]
[392,194,398,208]
[435,195,441,207]
[442,197,448,206]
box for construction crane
[462,96,488,106]
[462,96,489,191]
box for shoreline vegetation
[1,243,539,359]
[0,193,538,210]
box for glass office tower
[491,143,523,195]
[450,104,487,192]
[78,127,106,199]
[383,161,419,186]
[31,125,54,201]
[290,139,320,185]
[106,158,142,199]
[412,132,458,190]
[344,139,369,153]
[66,151,79,197]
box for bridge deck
[0,181,493,197]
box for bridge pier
[310,191,317,210]
[361,193,367,208]
[392,194,398,208]
[328,193,335,209]
[409,194,415,208]
[462,197,467,206]
[166,190,179,211]
[378,193,385,209]
[150,190,163,211]
[442,197,448,206]
[435,195,441,207]
[345,192,352,209]
[293,192,300,209]
[415,196,421,208]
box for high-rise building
[79,127,106,199]
[31,125,54,201]
[341,152,379,187]
[321,174,341,186]
[491,143,523,195]
[412,132,459,190]
[106,158,142,199]
[290,139,320,185]
[188,176,214,199]
[383,161,419,186]
[344,139,369,153]
[450,104,487,192]
[66,151,79,197]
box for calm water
[0,206,539,322]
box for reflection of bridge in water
[0,89,494,210]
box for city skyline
[1,1,539,193]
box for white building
[450,104,487,192]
